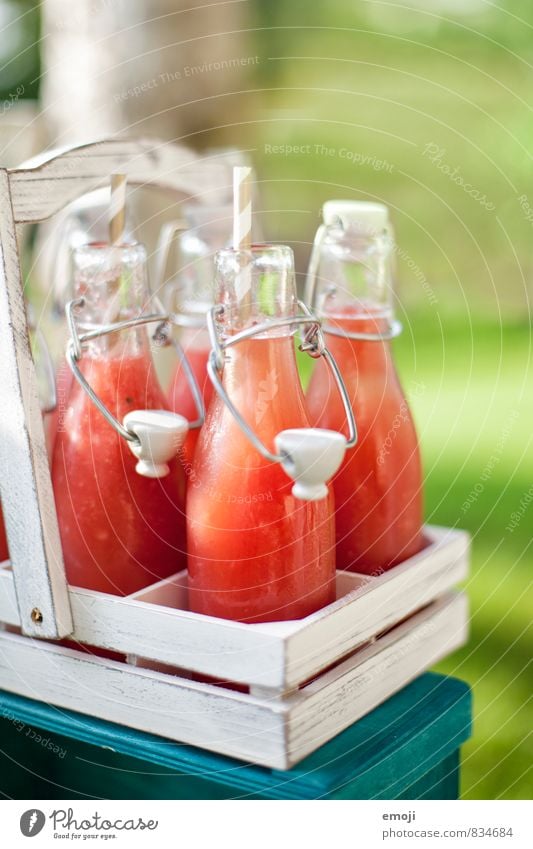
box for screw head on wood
[31,607,43,624]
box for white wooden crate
[0,139,470,770]
[0,526,469,768]
[0,591,468,770]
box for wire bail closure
[305,221,403,342]
[206,301,357,501]
[65,297,205,477]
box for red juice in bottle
[167,327,213,468]
[51,243,187,595]
[45,361,73,458]
[187,245,336,622]
[306,202,424,574]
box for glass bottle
[162,205,232,468]
[35,189,136,458]
[306,201,424,574]
[51,242,187,595]
[187,245,337,622]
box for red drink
[167,329,213,468]
[187,245,336,622]
[45,360,73,458]
[307,307,423,574]
[51,243,186,595]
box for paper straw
[233,166,252,250]
[106,173,127,328]
[109,173,127,245]
[232,166,253,303]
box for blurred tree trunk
[40,0,255,261]
[41,0,253,146]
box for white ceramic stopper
[322,200,390,235]
[274,428,347,501]
[123,409,188,478]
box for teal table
[0,673,471,800]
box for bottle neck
[314,223,393,318]
[73,242,153,359]
[214,246,306,439]
[215,245,297,335]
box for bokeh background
[0,0,531,799]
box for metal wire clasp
[65,297,205,447]
[206,300,357,468]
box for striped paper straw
[232,166,253,302]
[109,173,127,245]
[233,166,252,250]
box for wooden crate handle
[0,137,232,638]
[9,137,231,224]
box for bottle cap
[322,200,390,236]
[123,409,188,478]
[275,428,347,501]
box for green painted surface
[0,673,471,800]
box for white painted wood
[286,592,469,764]
[0,565,17,624]
[0,592,468,769]
[9,138,231,224]
[283,526,470,688]
[0,172,73,639]
[0,526,469,687]
[0,557,287,687]
[70,589,286,689]
[0,628,288,769]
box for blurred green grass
[299,314,532,799]
[241,0,533,320]
[398,315,532,800]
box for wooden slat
[0,592,468,769]
[0,629,288,769]
[0,567,289,687]
[0,671,472,799]
[0,137,231,637]
[70,588,287,689]
[9,138,231,223]
[286,593,469,765]
[0,173,73,638]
